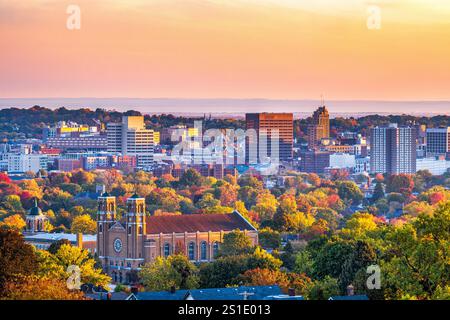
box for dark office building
[245,113,293,163]
[299,150,330,174]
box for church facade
[97,193,258,283]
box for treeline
[0,106,244,140]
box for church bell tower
[97,192,116,269]
[126,193,146,263]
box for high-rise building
[426,127,450,156]
[107,116,154,168]
[245,113,293,163]
[370,124,416,174]
[307,106,330,149]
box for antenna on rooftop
[320,94,325,106]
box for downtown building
[307,106,330,149]
[107,116,155,169]
[370,123,416,175]
[245,113,293,163]
[426,127,450,157]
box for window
[128,226,131,235]
[164,243,171,257]
[213,242,219,258]
[188,242,195,260]
[200,241,207,260]
[138,226,143,234]
[99,224,103,233]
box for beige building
[106,116,154,169]
[97,193,258,284]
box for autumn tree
[71,214,97,234]
[0,230,38,295]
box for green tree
[179,169,202,187]
[139,255,199,291]
[307,276,340,300]
[219,230,253,256]
[337,181,364,205]
[371,181,385,203]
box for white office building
[107,116,154,169]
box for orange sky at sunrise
[0,0,450,101]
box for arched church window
[164,243,171,257]
[188,242,195,260]
[213,242,220,258]
[200,241,207,260]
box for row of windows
[163,241,219,260]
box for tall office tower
[245,113,293,163]
[370,123,416,175]
[107,116,154,169]
[426,127,450,156]
[307,106,330,149]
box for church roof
[145,211,256,234]
[29,198,43,216]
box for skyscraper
[308,106,330,149]
[245,113,293,163]
[107,116,154,169]
[426,127,450,156]
[370,123,416,175]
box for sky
[0,0,450,108]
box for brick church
[97,192,258,283]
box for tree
[372,181,385,203]
[71,214,97,234]
[197,193,220,209]
[382,202,450,299]
[0,230,38,295]
[39,244,110,288]
[313,241,354,279]
[47,239,71,255]
[241,268,290,289]
[139,255,199,291]
[0,214,26,231]
[337,181,364,205]
[179,169,202,187]
[258,228,281,249]
[340,213,378,238]
[2,275,86,300]
[338,240,377,292]
[219,230,253,256]
[71,169,95,185]
[386,174,414,196]
[307,276,340,300]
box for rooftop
[131,286,282,301]
[145,211,256,234]
[23,233,96,243]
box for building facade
[245,113,293,163]
[370,124,416,175]
[97,193,258,283]
[307,106,330,149]
[107,116,154,169]
[426,127,450,156]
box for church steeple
[25,198,46,234]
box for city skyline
[1,1,450,104]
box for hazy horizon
[0,98,449,117]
